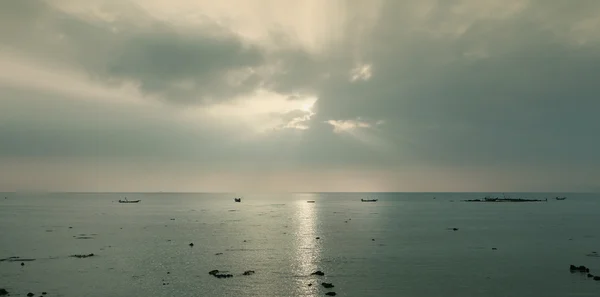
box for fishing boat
[118,197,140,203]
[234,197,242,202]
[361,198,378,202]
[555,197,567,201]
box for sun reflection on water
[293,193,321,295]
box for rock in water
[322,282,334,288]
[325,293,337,296]
[570,264,590,272]
[0,289,9,296]
[311,270,325,276]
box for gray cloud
[1,0,266,105]
[307,0,600,168]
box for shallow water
[1,192,599,297]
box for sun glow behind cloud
[326,118,386,149]
[185,89,317,134]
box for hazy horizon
[1,0,599,192]
[1,191,593,195]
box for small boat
[234,197,242,202]
[118,197,140,203]
[361,199,378,202]
[306,200,315,203]
[555,197,567,201]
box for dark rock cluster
[310,270,337,296]
[208,269,255,278]
[570,264,600,281]
[242,270,255,276]
[570,264,590,273]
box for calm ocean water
[1,192,599,297]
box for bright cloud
[326,118,382,133]
[350,64,373,82]
[49,0,384,56]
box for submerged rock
[325,292,337,296]
[595,276,600,281]
[242,270,255,276]
[189,243,194,247]
[311,270,325,276]
[321,282,334,288]
[214,273,233,278]
[70,253,95,258]
[0,288,9,296]
[27,293,34,297]
[209,270,233,278]
[0,257,35,263]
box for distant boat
[118,197,140,203]
[306,200,315,203]
[361,199,378,202]
[234,197,242,202]
[555,197,567,201]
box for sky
[1,0,599,192]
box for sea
[1,192,599,297]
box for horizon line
[1,191,595,194]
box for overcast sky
[1,0,599,192]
